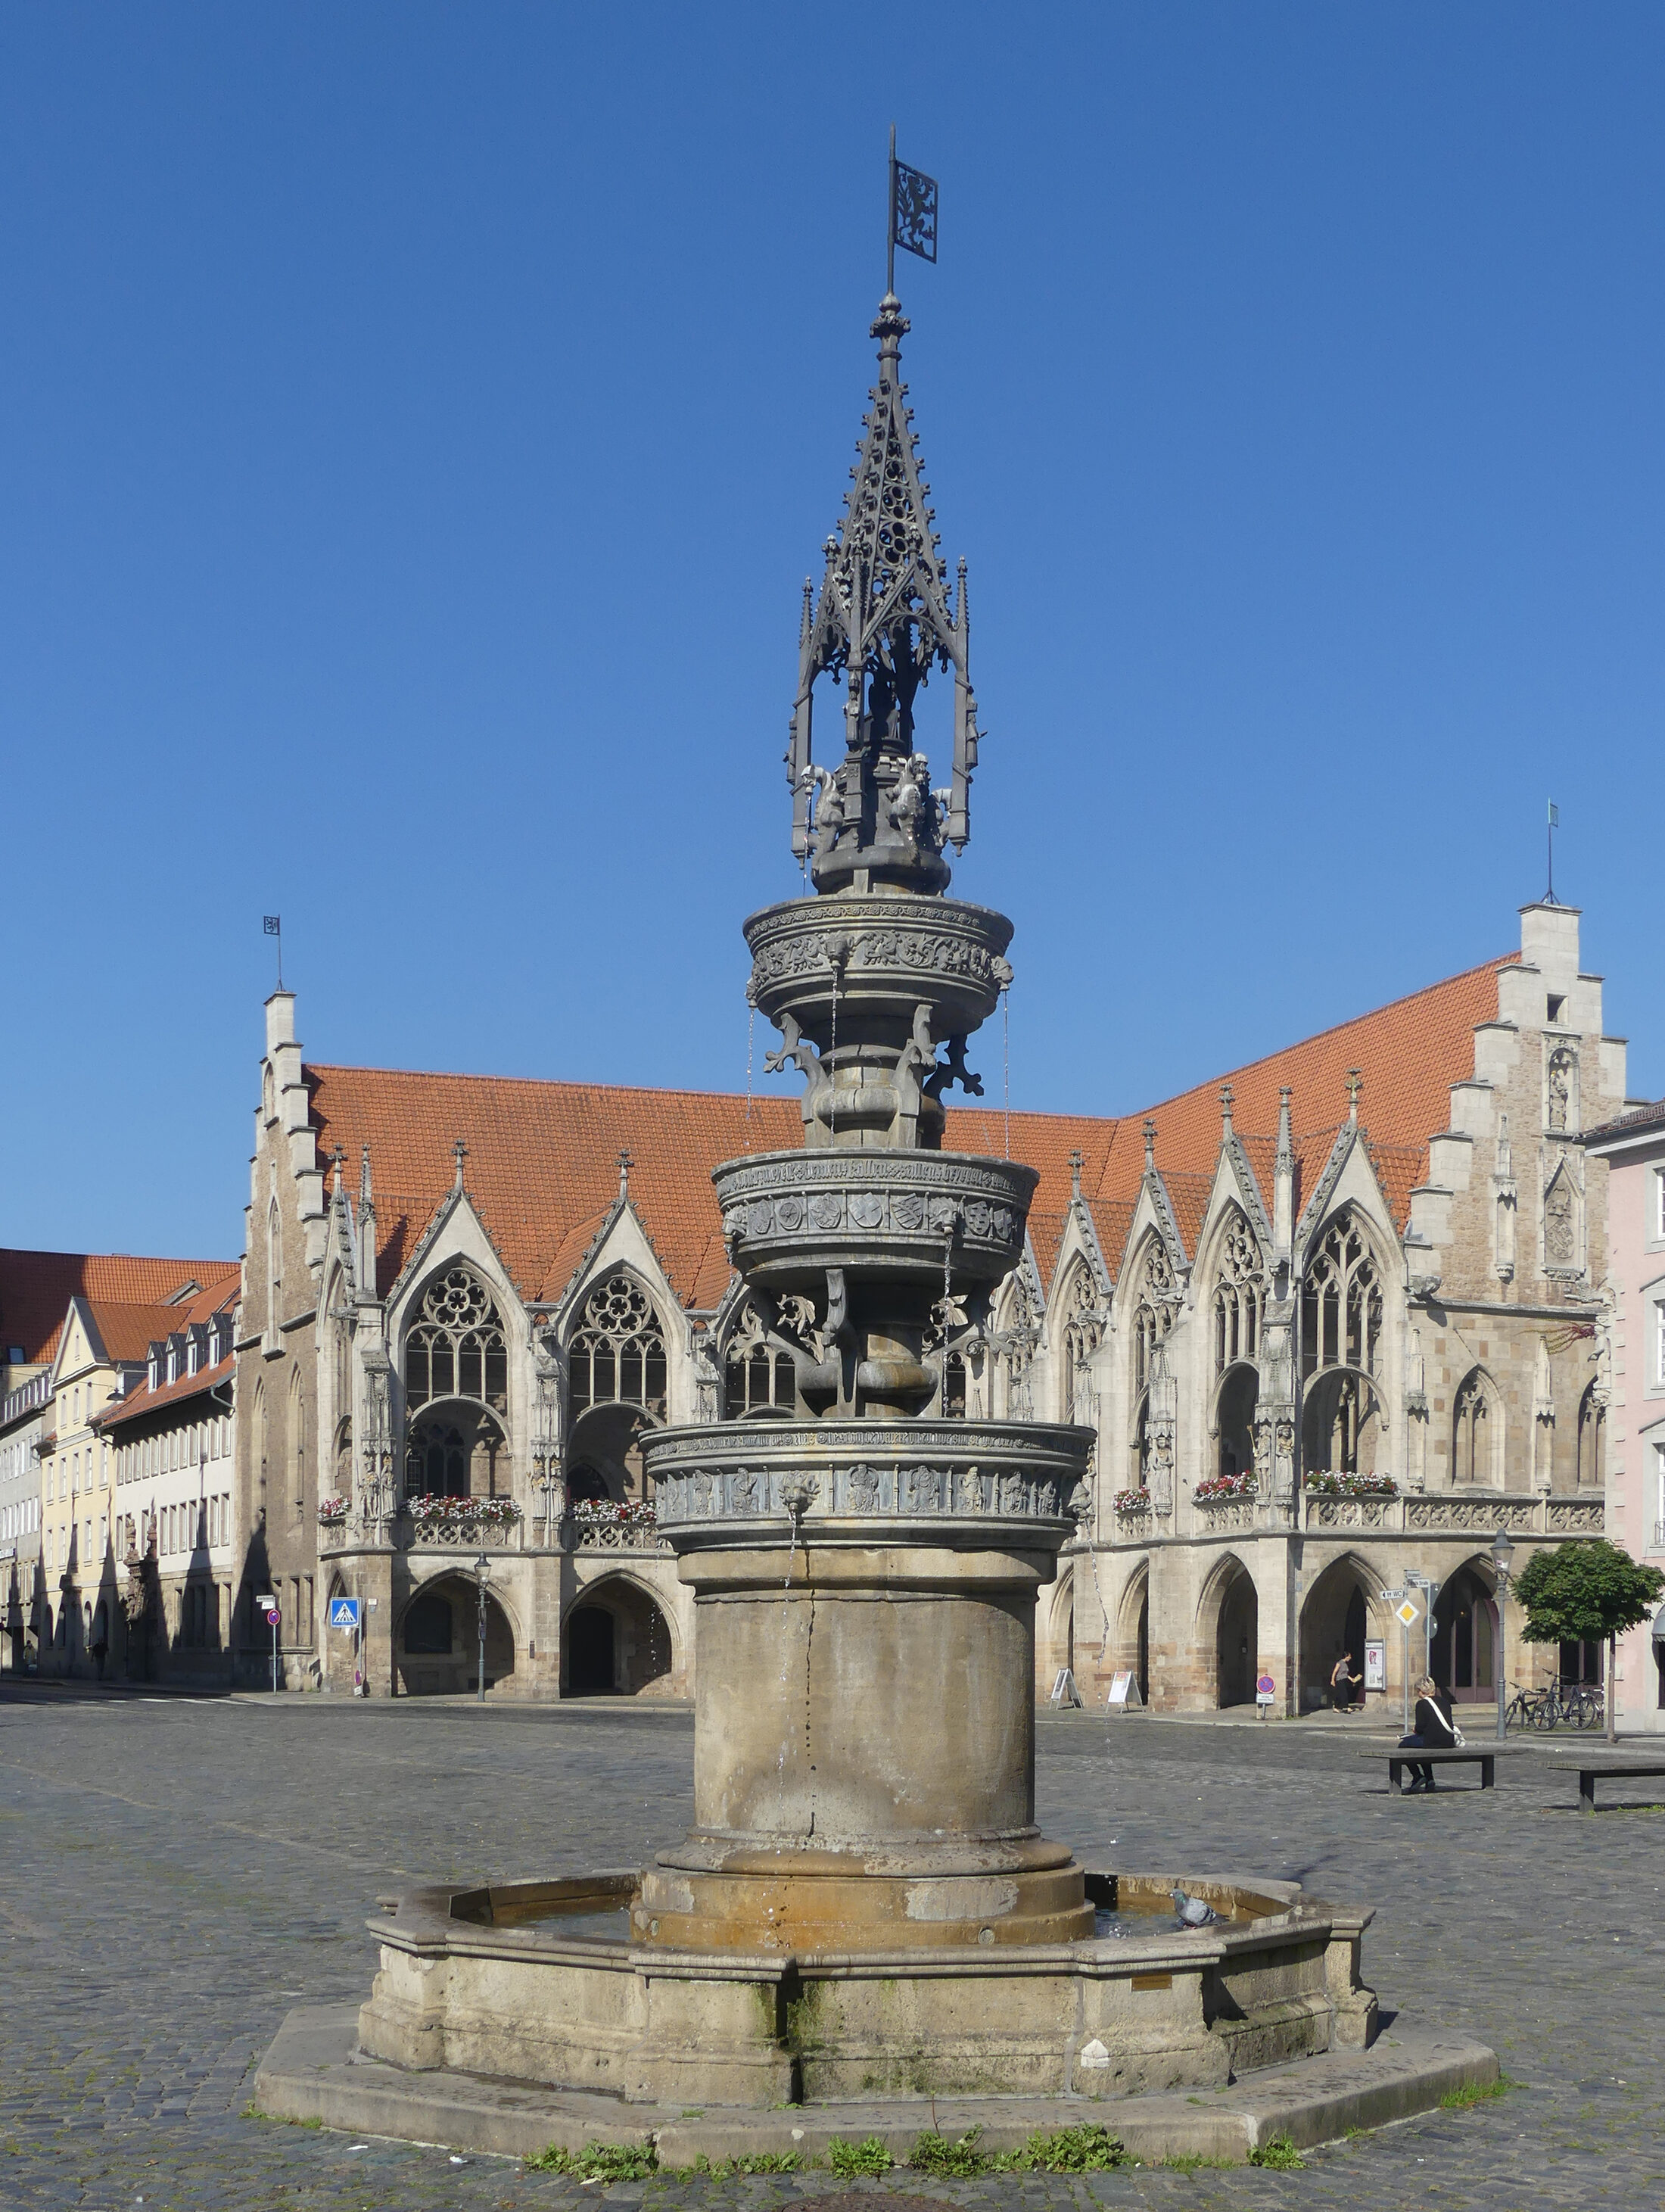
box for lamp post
[474,1550,491,1705]
[1490,1528,1515,1741]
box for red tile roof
[307,955,1506,1306]
[97,1352,235,1432]
[0,1251,236,1367]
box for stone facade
[234,896,1625,1715]
[1027,902,1623,1716]
[1582,1093,1665,1731]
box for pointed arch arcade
[1299,1209,1385,1476]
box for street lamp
[1490,1528,1515,1741]
[474,1550,491,1705]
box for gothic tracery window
[1060,1263,1103,1425]
[1452,1369,1499,1486]
[1132,1238,1177,1399]
[1299,1213,1381,1381]
[405,1266,509,1413]
[1212,1211,1264,1375]
[1576,1381,1605,1489]
[568,1274,667,1425]
[724,1300,798,1419]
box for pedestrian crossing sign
[1395,1599,1421,1628]
[330,1597,361,1631]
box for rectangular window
[1656,1442,1665,1551]
[1657,1300,1665,1388]
[1656,1165,1665,1241]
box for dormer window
[147,1356,158,1392]
[166,1344,178,1386]
[207,1326,219,1366]
[186,1338,198,1377]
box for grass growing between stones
[1441,2074,1514,2110]
[525,2141,658,2180]
[908,2123,1128,2176]
[827,2137,893,2176]
[1246,2133,1305,2170]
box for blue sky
[3,4,1662,1259]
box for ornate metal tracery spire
[786,295,979,892]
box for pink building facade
[1586,1098,1665,1734]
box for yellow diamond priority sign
[1395,1599,1421,1628]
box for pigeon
[1172,1889,1222,1929]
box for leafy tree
[1514,1539,1663,1742]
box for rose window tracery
[568,1275,668,1424]
[405,1266,509,1412]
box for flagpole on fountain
[887,122,897,298]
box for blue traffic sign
[329,1597,361,1631]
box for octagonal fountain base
[353,1868,1379,2108]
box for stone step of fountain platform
[254,2004,1495,2168]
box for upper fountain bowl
[744,895,1013,1051]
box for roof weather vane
[787,132,979,893]
[887,123,938,294]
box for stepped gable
[0,1250,234,1367]
[302,954,1505,1315]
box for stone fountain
[259,288,1494,2162]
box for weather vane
[887,123,938,296]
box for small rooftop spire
[453,1138,469,1191]
[329,1145,344,1201]
[359,1141,373,1208]
[1143,1117,1156,1173]
[1346,1069,1363,1123]
[1219,1085,1234,1139]
[1276,1086,1293,1161]
[1069,1148,1083,1201]
[618,1148,633,1200]
[786,287,977,889]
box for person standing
[1397,1674,1456,1790]
[1330,1653,1362,1712]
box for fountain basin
[356,1868,1377,2107]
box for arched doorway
[1117,1566,1150,1705]
[1430,1562,1498,1705]
[1299,1556,1381,1712]
[1210,1561,1258,1709]
[396,1575,516,1696]
[562,1578,674,1696]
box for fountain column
[639,291,1094,1956]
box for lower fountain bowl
[356,1867,1378,2108]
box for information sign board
[1364,1639,1386,1691]
[1106,1671,1143,1709]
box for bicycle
[1503,1680,1547,1731]
[1564,1682,1605,1731]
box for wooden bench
[1548,1760,1665,1812]
[1363,1746,1497,1793]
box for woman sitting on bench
[1398,1675,1456,1790]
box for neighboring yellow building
[41,1297,203,1675]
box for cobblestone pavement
[0,1688,1657,2210]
